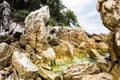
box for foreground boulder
[62,63,113,80]
[12,51,39,79]
[96,0,120,31]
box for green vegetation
[15,10,29,21]
[4,0,79,26]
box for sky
[62,0,110,34]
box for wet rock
[12,51,39,79]
[0,42,14,70]
[25,6,50,54]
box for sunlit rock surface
[25,6,50,54]
[62,63,113,80]
[97,0,120,31]
[97,0,120,79]
[0,1,113,80]
[12,51,39,79]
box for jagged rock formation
[0,1,11,34]
[62,63,113,80]
[24,6,50,54]
[0,1,113,80]
[97,0,120,79]
[0,1,24,44]
[96,0,120,31]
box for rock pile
[0,1,114,80]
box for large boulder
[97,0,120,79]
[24,6,50,54]
[62,63,101,80]
[96,0,120,62]
[96,0,120,31]
[12,51,39,79]
[63,63,114,80]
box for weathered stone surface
[46,27,60,46]
[82,72,113,80]
[38,66,58,80]
[97,42,109,52]
[58,27,87,45]
[12,51,39,78]
[42,48,56,65]
[0,42,13,70]
[97,0,120,31]
[0,1,11,35]
[97,0,120,79]
[73,48,86,58]
[62,63,101,80]
[9,22,25,38]
[20,34,27,47]
[53,41,74,65]
[25,6,50,54]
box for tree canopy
[2,0,79,26]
